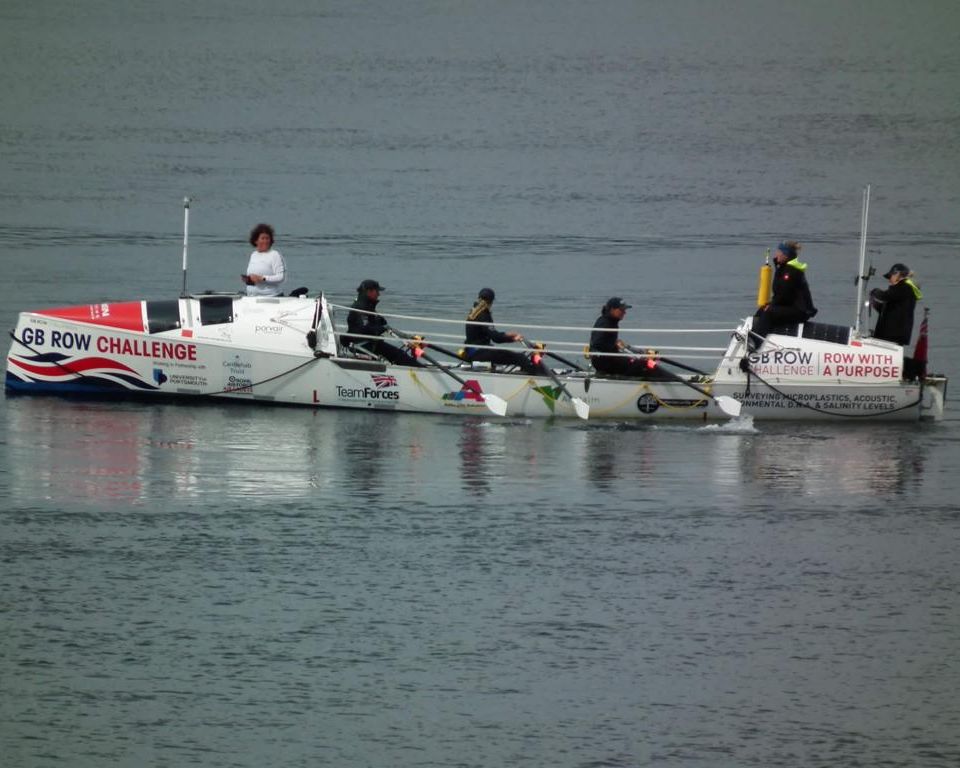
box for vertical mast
[854,184,871,335]
[180,197,191,298]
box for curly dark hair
[249,223,275,247]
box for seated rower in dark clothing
[870,262,922,346]
[589,297,670,379]
[343,279,420,366]
[462,287,549,376]
[750,240,818,350]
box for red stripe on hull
[35,302,145,332]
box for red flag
[912,309,928,379]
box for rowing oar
[543,349,586,372]
[420,339,586,418]
[386,328,507,415]
[656,356,708,376]
[625,344,708,376]
[387,327,475,367]
[387,326,461,360]
[408,344,509,417]
[426,342,465,360]
[524,341,590,420]
[626,345,741,418]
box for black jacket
[589,312,620,355]
[464,305,511,348]
[771,260,817,319]
[345,295,388,345]
[872,280,919,346]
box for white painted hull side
[4,296,946,422]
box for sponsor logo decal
[636,393,708,414]
[533,384,562,412]
[335,373,400,401]
[637,393,659,413]
[441,380,485,404]
[223,355,253,393]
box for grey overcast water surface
[1,2,959,766]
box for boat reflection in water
[458,418,493,497]
[563,417,928,504]
[4,397,930,510]
[733,425,929,500]
[4,398,340,507]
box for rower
[461,287,548,376]
[588,297,669,379]
[343,280,420,366]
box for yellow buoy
[756,248,772,307]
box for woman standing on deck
[242,223,287,297]
[871,262,922,345]
[749,240,817,350]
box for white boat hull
[4,296,946,422]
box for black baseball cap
[883,263,909,279]
[358,279,385,292]
[604,297,632,310]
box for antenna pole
[854,184,871,335]
[180,197,191,298]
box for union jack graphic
[371,374,398,388]
[7,352,156,392]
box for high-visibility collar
[904,278,923,300]
[786,258,808,272]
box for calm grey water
[2,1,960,766]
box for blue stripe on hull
[5,372,151,395]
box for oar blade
[716,395,742,418]
[572,397,590,420]
[482,393,509,417]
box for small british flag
[371,374,398,388]
[912,309,929,379]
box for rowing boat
[5,189,947,422]
[4,290,946,422]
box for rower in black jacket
[750,240,817,350]
[871,263,922,345]
[589,297,669,378]
[344,279,420,366]
[462,288,548,376]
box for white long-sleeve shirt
[245,248,287,296]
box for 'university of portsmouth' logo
[442,380,485,403]
[371,374,398,389]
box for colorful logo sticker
[533,384,563,412]
[442,380,485,403]
[335,373,400,401]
